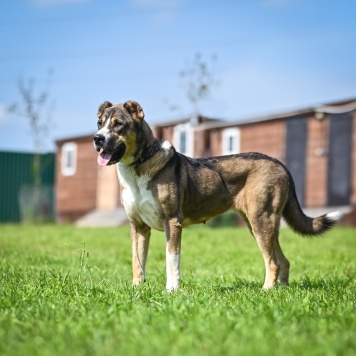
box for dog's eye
[97,120,102,126]
[113,120,124,128]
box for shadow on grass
[217,279,262,293]
[289,276,354,290]
[217,276,354,293]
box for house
[55,98,356,224]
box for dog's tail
[282,182,342,236]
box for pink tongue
[97,152,113,166]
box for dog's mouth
[97,144,126,166]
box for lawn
[0,224,355,356]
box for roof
[55,132,93,145]
[196,97,356,131]
[152,114,223,129]
[55,97,356,143]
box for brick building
[55,98,356,224]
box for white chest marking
[117,164,164,231]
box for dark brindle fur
[93,100,342,291]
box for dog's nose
[93,134,105,146]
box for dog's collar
[132,140,161,165]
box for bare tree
[13,70,54,186]
[164,53,219,115]
[179,52,219,111]
[17,71,53,151]
[11,70,55,223]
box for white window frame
[222,127,240,155]
[61,142,77,176]
[174,123,194,157]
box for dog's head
[93,100,145,166]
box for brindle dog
[93,100,342,291]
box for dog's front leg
[130,222,151,286]
[164,217,182,292]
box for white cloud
[30,0,90,7]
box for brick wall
[209,129,223,156]
[240,119,286,162]
[96,165,121,210]
[163,126,174,143]
[194,129,212,158]
[56,137,98,222]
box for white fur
[117,164,164,231]
[162,140,172,151]
[166,249,180,292]
[326,211,343,222]
[96,114,111,136]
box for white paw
[166,281,180,292]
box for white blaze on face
[96,114,112,137]
[96,114,113,166]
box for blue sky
[0,0,355,152]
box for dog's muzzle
[93,134,126,166]
[93,134,105,150]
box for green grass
[0,224,355,356]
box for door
[285,117,308,207]
[327,112,353,206]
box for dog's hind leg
[164,217,182,292]
[249,213,281,290]
[274,239,290,285]
[238,206,282,288]
[130,222,151,285]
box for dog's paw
[166,287,179,293]
[166,282,180,292]
[132,277,146,286]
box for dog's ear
[123,100,145,121]
[97,101,113,118]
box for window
[61,142,77,176]
[179,131,186,153]
[174,123,194,157]
[222,128,240,155]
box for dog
[93,100,342,291]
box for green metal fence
[0,151,55,223]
